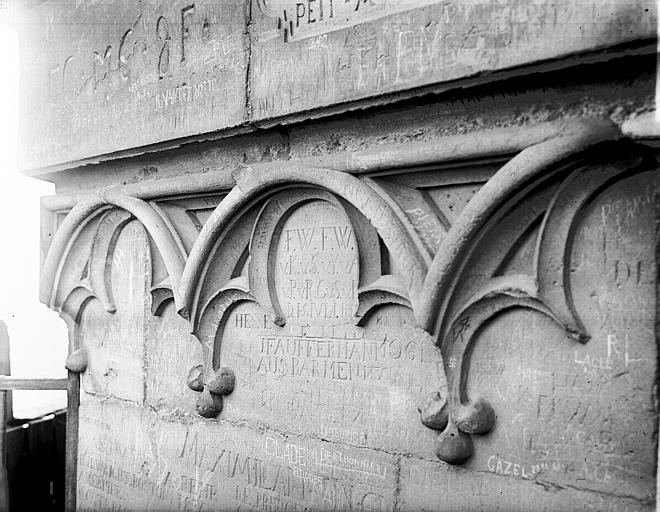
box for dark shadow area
[6,410,65,512]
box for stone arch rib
[40,190,187,314]
[417,118,621,335]
[178,165,430,325]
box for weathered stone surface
[146,303,203,412]
[17,0,655,170]
[221,301,443,457]
[249,0,655,120]
[79,221,150,403]
[77,399,398,512]
[461,172,658,500]
[399,457,654,511]
[19,0,248,170]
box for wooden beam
[0,377,68,391]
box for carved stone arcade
[36,115,660,510]
[13,1,658,509]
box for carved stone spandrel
[417,153,658,507]
[179,166,429,326]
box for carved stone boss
[40,118,653,468]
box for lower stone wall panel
[77,397,655,511]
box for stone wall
[18,0,656,171]
[41,114,659,511]
[18,1,659,510]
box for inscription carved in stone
[256,0,444,41]
[222,303,443,456]
[37,126,658,511]
[19,0,248,169]
[77,400,398,512]
[272,201,359,322]
[250,1,655,120]
[17,1,654,169]
[80,221,149,403]
[405,149,658,510]
[214,195,443,457]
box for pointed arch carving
[178,168,429,417]
[415,120,659,465]
[41,190,190,322]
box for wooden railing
[0,320,72,512]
